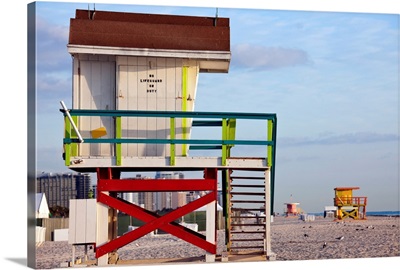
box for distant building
[36,172,92,208]
[171,192,187,209]
[154,171,185,211]
[120,174,142,205]
[138,191,154,211]
[118,172,188,211]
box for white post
[71,245,75,266]
[264,169,276,260]
[84,244,88,262]
[96,196,109,266]
[205,200,216,262]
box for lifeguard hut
[333,187,367,220]
[284,202,300,217]
[61,9,277,265]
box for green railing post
[170,117,176,166]
[70,115,79,156]
[267,119,273,167]
[227,118,236,158]
[222,118,227,166]
[116,116,122,166]
[271,116,277,214]
[181,66,188,156]
[64,116,71,166]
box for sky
[1,1,399,269]
[31,0,399,215]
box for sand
[34,216,399,269]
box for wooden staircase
[227,170,267,254]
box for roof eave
[67,44,231,73]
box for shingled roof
[68,9,230,52]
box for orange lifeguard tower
[284,202,300,217]
[333,187,367,220]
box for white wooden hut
[66,9,231,166]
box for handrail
[60,108,276,169]
[60,108,278,214]
[60,108,277,120]
[334,196,368,206]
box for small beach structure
[324,206,338,218]
[283,194,301,217]
[36,193,50,246]
[60,8,278,266]
[36,193,50,219]
[333,187,367,220]
[284,202,300,217]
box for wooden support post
[264,169,276,260]
[71,245,75,266]
[205,168,217,262]
[205,200,216,262]
[84,244,88,262]
[96,168,113,266]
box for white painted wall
[116,56,199,157]
[72,54,200,159]
[73,54,116,157]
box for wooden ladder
[227,170,267,255]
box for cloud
[36,16,70,74]
[279,132,399,147]
[35,15,72,113]
[231,43,311,70]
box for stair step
[231,216,266,219]
[231,200,265,203]
[230,176,265,180]
[229,246,264,250]
[231,231,265,234]
[230,239,264,242]
[231,184,265,188]
[230,192,265,196]
[230,223,265,227]
[231,208,265,211]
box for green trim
[170,117,176,165]
[271,117,277,214]
[116,116,122,166]
[267,120,273,167]
[64,116,71,166]
[181,66,188,156]
[227,118,236,158]
[222,118,227,166]
[227,119,236,143]
[71,115,78,156]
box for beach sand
[35,216,399,269]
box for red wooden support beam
[95,167,218,260]
[97,167,112,181]
[97,179,217,192]
[204,168,218,181]
[96,191,217,258]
